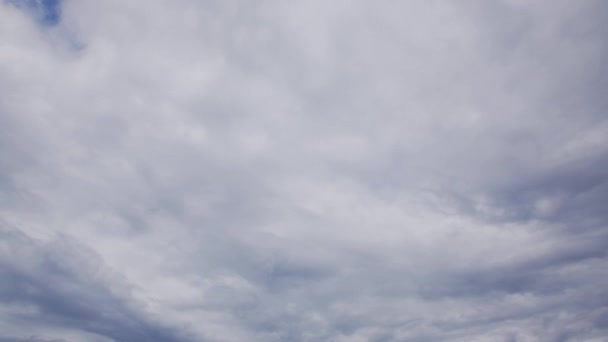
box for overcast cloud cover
[1,0,608,341]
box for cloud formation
[1,0,607,341]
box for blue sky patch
[7,0,62,26]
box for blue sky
[7,0,61,25]
[1,1,607,341]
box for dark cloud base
[0,225,195,342]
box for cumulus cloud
[1,0,607,341]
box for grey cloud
[0,225,195,342]
[1,0,608,341]
[0,339,66,342]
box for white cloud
[1,0,607,341]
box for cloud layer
[1,0,607,341]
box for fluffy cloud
[1,0,607,341]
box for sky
[1,0,607,341]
